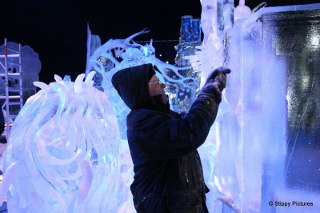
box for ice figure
[0,72,121,212]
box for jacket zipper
[185,172,189,183]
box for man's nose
[160,83,166,88]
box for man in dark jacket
[112,63,230,213]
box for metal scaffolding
[0,38,23,140]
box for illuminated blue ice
[0,1,320,213]
[0,72,121,212]
[189,1,320,212]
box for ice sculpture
[0,72,121,212]
[85,27,204,139]
[188,1,320,212]
[190,1,240,212]
[173,15,202,113]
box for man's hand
[206,67,231,92]
[198,67,231,103]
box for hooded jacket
[112,63,221,213]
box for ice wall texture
[193,2,320,213]
[262,7,320,213]
[0,72,121,213]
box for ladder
[0,38,23,140]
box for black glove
[198,67,231,103]
[205,67,231,91]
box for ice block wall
[204,3,320,213]
[260,5,320,213]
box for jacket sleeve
[127,87,221,158]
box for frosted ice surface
[0,72,121,212]
[194,2,320,213]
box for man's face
[148,74,168,104]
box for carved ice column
[171,15,202,113]
[196,0,240,212]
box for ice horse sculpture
[0,72,120,212]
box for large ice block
[201,3,320,213]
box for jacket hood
[111,63,155,110]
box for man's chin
[162,94,169,104]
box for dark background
[1,0,319,83]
